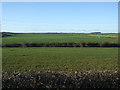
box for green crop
[2,47,118,72]
[2,33,118,44]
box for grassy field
[2,33,119,72]
[2,33,118,44]
[2,47,118,72]
[2,33,119,88]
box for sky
[2,2,118,33]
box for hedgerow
[2,70,120,88]
[2,42,120,47]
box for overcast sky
[2,2,118,33]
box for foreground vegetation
[3,47,118,72]
[2,70,119,88]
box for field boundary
[1,42,120,47]
[2,70,119,88]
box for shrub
[86,43,100,47]
[2,42,120,47]
[101,43,119,47]
[4,43,22,47]
[2,71,119,88]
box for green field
[2,33,118,44]
[2,33,119,72]
[2,47,118,72]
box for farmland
[2,33,118,44]
[3,47,118,72]
[2,33,119,71]
[2,33,119,88]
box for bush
[86,43,100,47]
[4,43,22,47]
[2,42,120,47]
[2,70,119,88]
[101,43,119,47]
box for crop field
[2,33,119,71]
[2,33,118,44]
[2,33,119,88]
[2,47,118,72]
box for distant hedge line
[1,42,120,47]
